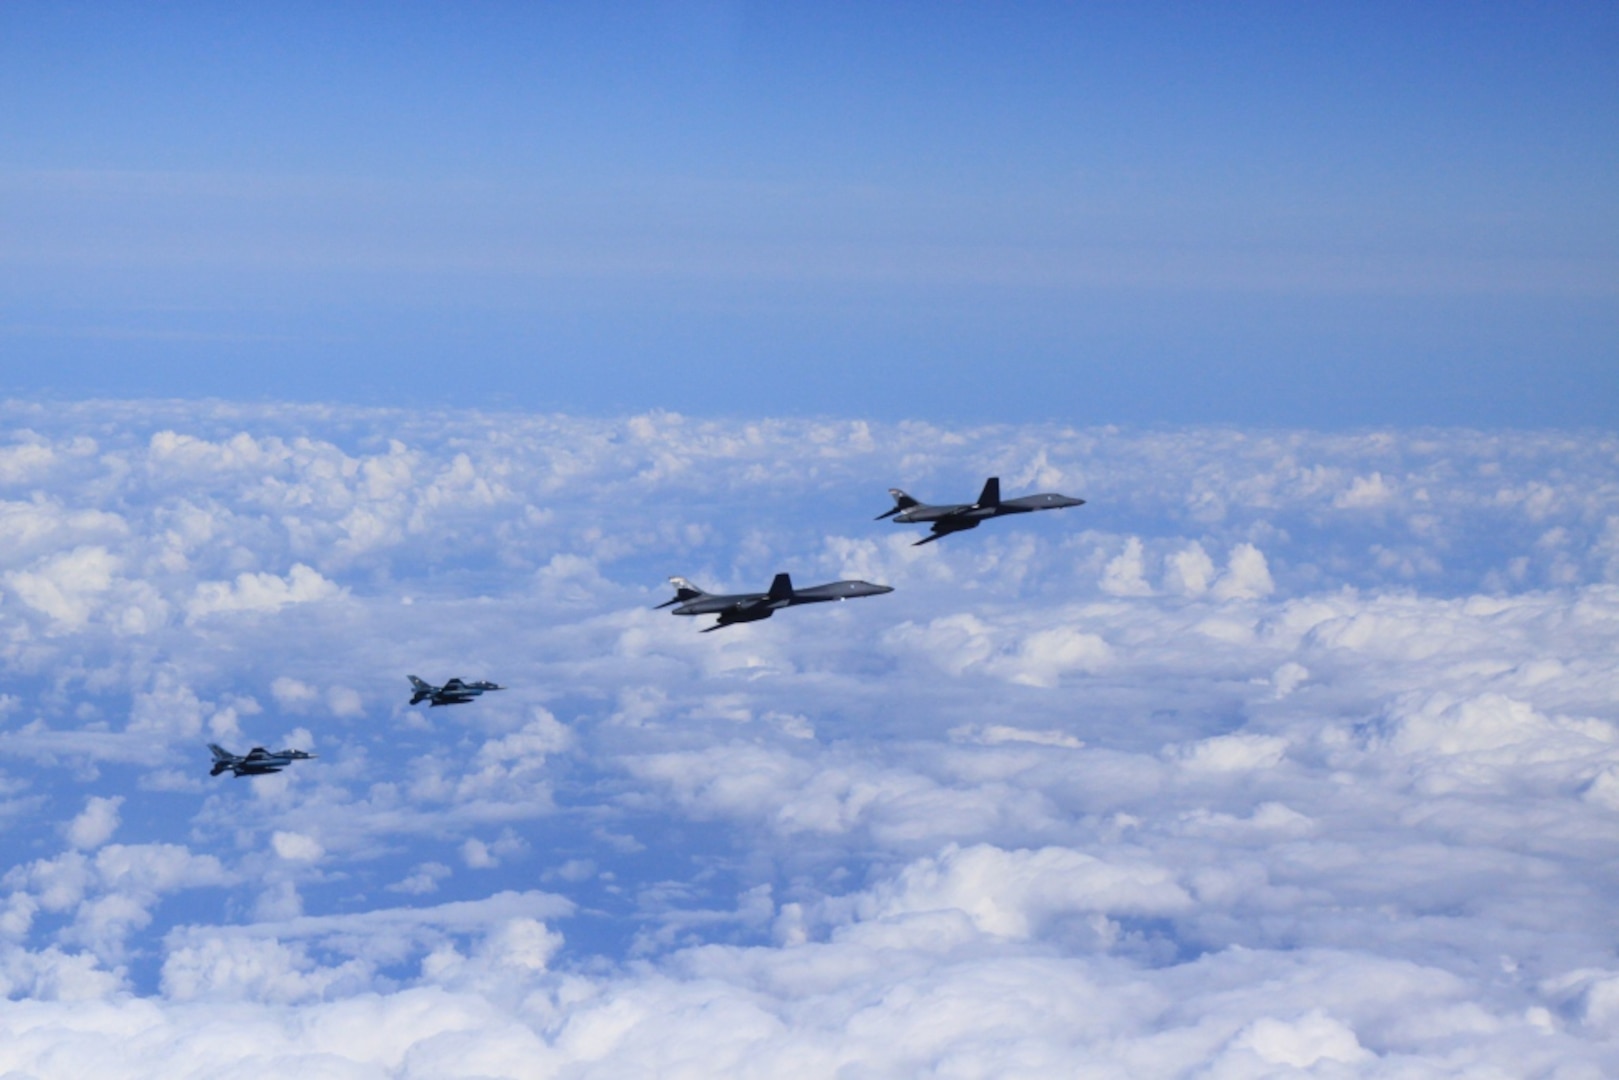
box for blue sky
[3,3,1615,424]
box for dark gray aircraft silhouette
[208,744,316,778]
[408,675,505,707]
[877,476,1085,546]
[657,573,893,632]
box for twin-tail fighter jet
[658,573,893,632]
[208,744,316,778]
[877,476,1085,546]
[408,676,505,707]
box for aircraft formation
[659,476,1084,632]
[207,475,1084,772]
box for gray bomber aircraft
[877,476,1085,546]
[408,675,505,707]
[658,572,893,632]
[208,744,316,778]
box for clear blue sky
[2,2,1614,425]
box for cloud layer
[0,401,1615,1075]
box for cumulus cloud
[65,796,123,850]
[1211,541,1275,600]
[1100,536,1154,596]
[270,831,324,862]
[186,563,343,622]
[849,842,1192,938]
[0,402,1615,1074]
[270,676,319,710]
[4,545,121,630]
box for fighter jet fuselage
[208,744,316,778]
[408,676,505,707]
[878,477,1084,545]
[657,572,893,632]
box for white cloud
[1173,733,1290,772]
[852,843,1192,939]
[1227,1009,1373,1068]
[4,545,121,630]
[882,612,1111,687]
[0,404,1617,1073]
[325,685,364,718]
[1211,541,1275,600]
[270,832,324,862]
[1335,471,1396,509]
[186,563,343,621]
[388,862,452,895]
[462,839,497,869]
[951,724,1084,749]
[991,625,1113,687]
[1100,536,1153,596]
[1272,661,1310,698]
[270,676,320,710]
[65,796,123,851]
[0,440,56,484]
[1165,542,1217,596]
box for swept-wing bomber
[877,476,1085,546]
[208,744,316,778]
[658,573,893,632]
[408,675,505,707]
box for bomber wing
[789,580,895,603]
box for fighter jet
[408,675,505,707]
[208,744,316,778]
[657,572,893,632]
[877,476,1085,546]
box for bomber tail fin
[767,573,794,601]
[658,576,707,608]
[976,477,1001,507]
[876,488,920,520]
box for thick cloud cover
[0,401,1616,1076]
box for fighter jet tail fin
[976,477,1001,507]
[876,488,920,520]
[768,573,794,601]
[408,676,430,690]
[207,743,232,762]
